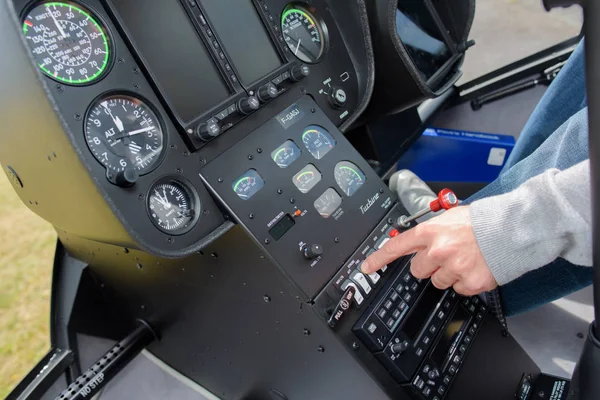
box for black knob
[391,341,409,354]
[257,83,278,103]
[329,87,347,109]
[303,244,323,260]
[114,168,138,187]
[195,120,221,142]
[428,368,440,380]
[290,64,310,81]
[238,96,260,114]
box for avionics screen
[396,3,452,80]
[201,0,282,85]
[431,306,470,368]
[403,284,444,341]
[111,0,231,123]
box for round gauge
[22,1,111,85]
[271,140,301,168]
[334,161,366,196]
[232,169,265,200]
[314,188,343,219]
[147,178,199,234]
[302,125,336,160]
[293,164,322,193]
[85,94,164,177]
[281,6,327,63]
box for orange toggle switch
[294,210,302,217]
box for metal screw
[211,253,218,259]
[257,148,263,153]
[263,295,271,303]
[123,248,129,254]
[176,168,182,173]
[133,84,140,89]
[136,263,143,269]
[133,67,139,74]
[264,238,270,244]
[352,342,360,350]
[387,218,394,225]
[248,155,254,160]
[56,85,63,93]
[380,188,385,193]
[218,177,223,183]
[138,194,144,200]
[301,88,307,95]
[577,332,585,339]
[200,158,206,165]
[310,108,316,113]
[167,237,174,244]
[538,391,545,397]
[334,237,340,243]
[317,346,325,353]
[203,209,209,215]
[74,113,82,120]
[183,152,189,157]
[290,198,295,204]
[277,189,283,194]
[249,213,254,219]
[303,329,311,336]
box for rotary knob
[391,341,410,354]
[257,83,278,103]
[290,64,310,81]
[195,120,221,142]
[238,96,260,115]
[303,244,323,260]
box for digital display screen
[269,214,296,241]
[201,0,282,85]
[402,283,444,341]
[396,4,452,80]
[110,0,231,123]
[431,306,470,368]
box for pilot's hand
[361,206,498,296]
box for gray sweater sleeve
[469,159,592,286]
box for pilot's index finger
[361,228,427,274]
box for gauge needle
[295,39,301,55]
[126,126,155,136]
[101,102,125,133]
[154,190,170,208]
[47,7,68,39]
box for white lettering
[360,193,380,214]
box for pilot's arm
[361,159,592,296]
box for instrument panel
[11,0,368,256]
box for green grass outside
[0,172,56,398]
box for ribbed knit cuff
[469,194,532,286]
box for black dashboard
[12,0,371,257]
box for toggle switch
[397,189,458,228]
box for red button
[389,229,399,237]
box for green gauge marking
[23,2,111,85]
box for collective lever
[397,188,459,228]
